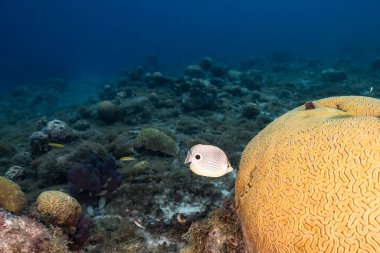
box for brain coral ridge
[37,191,82,227]
[236,96,380,253]
[0,176,26,214]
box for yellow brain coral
[36,191,81,227]
[236,96,380,253]
[0,176,26,213]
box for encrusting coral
[0,210,69,253]
[236,96,380,253]
[0,176,26,214]
[133,127,179,156]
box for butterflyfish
[184,144,233,177]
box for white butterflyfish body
[184,144,233,177]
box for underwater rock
[43,119,77,143]
[133,128,178,156]
[37,190,82,228]
[118,96,154,124]
[208,77,225,88]
[251,90,263,101]
[236,96,380,252]
[4,165,24,180]
[12,152,32,166]
[0,211,69,253]
[227,69,241,82]
[117,69,145,88]
[145,71,173,87]
[181,79,217,111]
[67,153,121,204]
[199,57,213,71]
[210,64,227,77]
[98,84,117,100]
[241,102,261,118]
[223,85,244,96]
[184,65,206,78]
[0,176,26,214]
[240,69,263,90]
[97,100,118,124]
[321,68,347,82]
[72,119,90,131]
[29,131,50,155]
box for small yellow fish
[48,143,65,148]
[119,156,136,161]
[184,144,233,177]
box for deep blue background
[1,0,380,90]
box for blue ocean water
[1,0,380,92]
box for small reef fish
[48,143,65,148]
[119,156,137,161]
[184,144,233,177]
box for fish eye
[195,154,201,160]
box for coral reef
[36,190,82,228]
[0,176,26,214]
[133,128,178,156]
[236,96,380,253]
[1,55,379,252]
[0,210,69,253]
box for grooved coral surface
[235,96,380,253]
[133,128,179,156]
[37,191,81,227]
[0,176,26,213]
